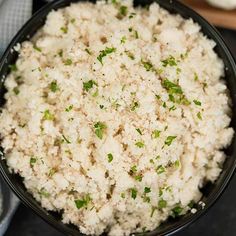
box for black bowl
[0,0,236,235]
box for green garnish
[83,80,97,92]
[94,122,107,139]
[131,101,139,111]
[64,59,72,65]
[188,200,195,208]
[162,79,183,95]
[97,47,116,65]
[128,27,133,32]
[156,165,165,174]
[125,51,135,60]
[165,136,177,146]
[130,165,137,174]
[136,128,142,135]
[120,36,126,44]
[62,134,71,144]
[9,64,17,72]
[85,48,92,55]
[144,187,151,193]
[99,105,104,109]
[162,56,177,67]
[197,112,202,120]
[48,168,57,177]
[60,26,68,34]
[152,130,161,138]
[75,194,91,209]
[135,175,142,182]
[119,5,128,16]
[141,60,153,71]
[163,102,167,108]
[13,87,20,95]
[155,94,161,100]
[158,199,167,208]
[169,105,176,111]
[65,105,73,112]
[194,72,199,81]
[174,160,180,167]
[131,188,137,199]
[193,100,201,106]
[135,141,144,148]
[121,192,125,198]
[30,157,37,167]
[134,30,139,39]
[50,80,59,92]
[92,88,99,97]
[43,109,54,121]
[129,12,136,19]
[39,188,50,198]
[33,45,42,52]
[172,204,183,217]
[150,207,157,217]
[71,18,76,23]
[107,153,113,163]
[58,49,63,57]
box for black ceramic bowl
[0,0,236,235]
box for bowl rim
[0,0,236,235]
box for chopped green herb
[99,105,104,109]
[197,112,202,120]
[172,204,183,217]
[65,105,73,112]
[64,58,72,65]
[135,175,142,182]
[128,27,133,32]
[119,5,128,16]
[131,188,137,199]
[158,199,167,208]
[155,94,161,100]
[62,134,71,144]
[107,153,113,163]
[193,100,201,106]
[121,192,125,198]
[83,80,97,92]
[135,141,144,148]
[50,80,59,92]
[71,18,76,23]
[162,56,177,67]
[94,122,107,139]
[169,105,176,111]
[136,128,142,135]
[97,47,116,65]
[60,26,68,34]
[130,165,137,174]
[58,49,63,57]
[92,88,99,97]
[120,36,126,44]
[194,72,199,81]
[33,45,42,52]
[188,200,195,208]
[75,194,91,209]
[48,168,57,177]
[43,109,54,121]
[180,51,188,60]
[159,188,163,197]
[162,79,183,95]
[131,101,140,111]
[151,207,157,217]
[134,30,139,39]
[156,165,165,174]
[174,160,180,167]
[129,12,136,18]
[9,64,17,72]
[152,130,161,138]
[163,102,167,108]
[125,51,135,60]
[13,87,20,95]
[85,48,92,55]
[176,67,181,74]
[165,136,177,146]
[30,157,37,167]
[144,187,151,193]
[39,188,50,198]
[141,60,153,71]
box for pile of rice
[0,0,233,235]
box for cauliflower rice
[0,1,234,235]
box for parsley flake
[75,194,91,210]
[85,48,92,55]
[162,56,177,67]
[43,110,54,121]
[120,36,126,44]
[165,136,177,146]
[83,80,97,92]
[193,100,201,106]
[9,64,17,72]
[60,26,68,34]
[50,81,59,92]
[107,153,113,163]
[131,188,137,199]
[119,5,128,16]
[64,59,72,65]
[13,87,20,95]
[144,187,151,193]
[62,134,71,144]
[158,199,167,208]
[156,165,165,174]
[94,122,107,139]
[141,60,153,71]
[152,130,161,138]
[30,157,37,167]
[33,45,42,52]
[197,112,202,120]
[97,47,116,65]
[136,128,142,135]
[65,105,73,112]
[135,141,144,148]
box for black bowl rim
[0,0,236,235]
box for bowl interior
[0,0,236,235]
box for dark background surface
[4,27,236,236]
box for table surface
[4,28,236,236]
